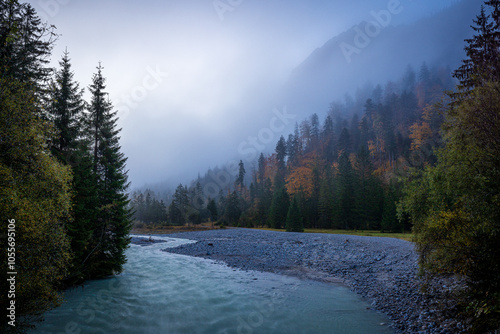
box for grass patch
[131,224,413,242]
[250,227,413,242]
[131,225,217,235]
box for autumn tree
[0,77,72,331]
[0,4,73,329]
[401,3,500,330]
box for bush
[134,221,145,229]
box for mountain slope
[284,0,478,116]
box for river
[30,235,393,334]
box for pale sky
[27,0,461,188]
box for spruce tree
[286,196,304,232]
[309,165,321,228]
[454,3,500,98]
[381,182,400,233]
[225,191,242,225]
[84,63,132,278]
[336,151,356,229]
[47,50,86,164]
[47,51,96,283]
[275,135,287,183]
[0,1,55,89]
[257,178,273,227]
[236,160,246,190]
[354,146,384,230]
[169,184,190,225]
[321,116,336,163]
[338,128,351,154]
[268,187,290,229]
[207,198,218,222]
[318,165,335,229]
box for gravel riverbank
[152,228,465,333]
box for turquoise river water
[30,235,393,334]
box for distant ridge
[284,0,478,116]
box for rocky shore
[152,228,465,333]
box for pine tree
[286,196,304,232]
[354,146,384,230]
[350,114,361,153]
[207,198,218,222]
[131,191,145,222]
[48,51,87,160]
[256,178,273,227]
[402,64,416,92]
[318,165,335,229]
[338,128,351,154]
[310,113,320,151]
[268,187,290,229]
[236,160,246,190]
[169,184,189,226]
[336,151,356,229]
[275,136,287,183]
[257,153,266,184]
[0,1,55,89]
[44,51,95,283]
[321,115,336,163]
[83,63,132,278]
[225,191,242,225]
[454,3,500,98]
[309,165,321,228]
[66,143,98,282]
[381,182,401,232]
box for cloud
[27,0,461,187]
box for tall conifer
[84,64,132,277]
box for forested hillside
[285,0,477,118]
[132,62,453,232]
[130,1,500,330]
[0,1,131,331]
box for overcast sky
[28,0,459,188]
